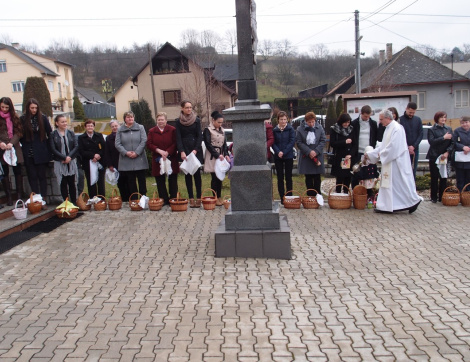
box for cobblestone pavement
[0,201,470,361]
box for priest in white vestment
[365,109,422,213]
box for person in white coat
[365,109,422,213]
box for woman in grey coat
[115,111,149,200]
[296,112,326,196]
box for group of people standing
[272,101,470,213]
[0,98,231,209]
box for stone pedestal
[215,103,291,259]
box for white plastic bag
[215,158,231,181]
[3,148,17,166]
[139,195,149,209]
[435,155,448,178]
[25,193,46,206]
[180,153,201,175]
[316,194,324,206]
[89,160,98,185]
[455,151,470,162]
[159,158,173,176]
[105,168,119,185]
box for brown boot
[216,197,223,206]
[189,198,196,208]
[1,178,13,206]
[195,199,201,208]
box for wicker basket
[55,199,79,219]
[223,195,231,210]
[353,185,368,210]
[170,192,188,212]
[108,189,122,211]
[77,192,91,211]
[12,200,27,220]
[201,188,217,211]
[461,183,470,207]
[94,195,107,211]
[301,189,320,209]
[283,190,301,209]
[148,190,164,211]
[27,192,43,214]
[328,184,352,209]
[129,192,143,211]
[442,186,460,206]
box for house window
[0,60,6,72]
[48,80,54,92]
[163,90,181,106]
[456,89,469,108]
[155,58,189,74]
[58,82,62,98]
[417,92,426,110]
[11,81,25,92]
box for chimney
[386,43,393,62]
[11,42,20,49]
[379,50,385,66]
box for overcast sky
[2,0,469,57]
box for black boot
[15,174,24,200]
[1,178,13,206]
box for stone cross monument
[214,0,291,259]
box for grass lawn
[90,171,330,201]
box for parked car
[291,114,326,130]
[418,125,431,162]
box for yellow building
[0,43,74,115]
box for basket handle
[223,195,231,201]
[283,190,299,198]
[30,192,36,203]
[79,192,89,201]
[129,192,142,203]
[329,184,351,196]
[302,189,318,198]
[152,190,160,199]
[96,195,107,203]
[111,188,119,198]
[463,183,470,194]
[202,188,217,198]
[15,199,25,209]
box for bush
[22,77,53,117]
[73,96,85,120]
[415,174,431,191]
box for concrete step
[0,200,57,239]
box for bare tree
[224,29,237,55]
[0,34,13,45]
[310,43,329,59]
[180,29,200,48]
[258,39,275,62]
[200,30,222,52]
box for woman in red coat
[147,112,179,205]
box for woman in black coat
[105,120,129,201]
[330,113,356,193]
[78,119,106,198]
[427,111,453,202]
[20,98,52,207]
[175,100,203,208]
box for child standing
[354,145,379,198]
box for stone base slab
[215,215,291,259]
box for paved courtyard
[0,201,469,361]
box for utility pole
[355,10,362,94]
[148,44,158,115]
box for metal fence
[83,103,116,119]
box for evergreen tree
[73,96,85,120]
[325,100,337,135]
[22,77,53,117]
[130,99,155,132]
[335,96,344,118]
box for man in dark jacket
[351,105,378,189]
[400,102,423,179]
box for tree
[130,98,154,134]
[22,77,52,117]
[73,96,85,120]
[335,96,344,118]
[325,100,336,135]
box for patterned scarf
[331,123,353,137]
[179,111,196,127]
[53,130,78,187]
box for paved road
[0,202,469,361]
